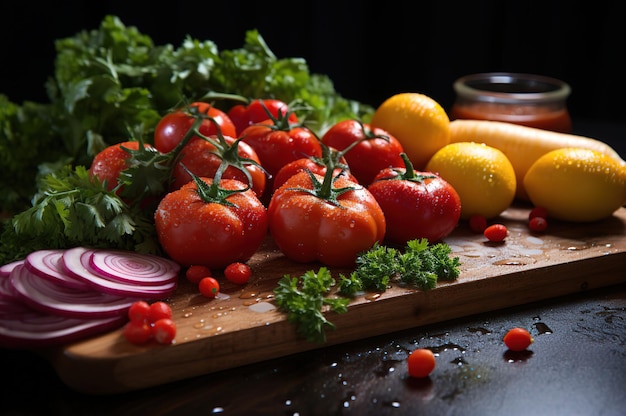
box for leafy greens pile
[0,15,373,264]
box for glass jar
[450,72,572,133]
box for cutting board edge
[49,251,626,395]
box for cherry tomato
[468,214,488,234]
[89,141,154,192]
[407,348,436,378]
[529,206,548,220]
[154,102,237,153]
[186,265,212,284]
[321,119,405,186]
[528,216,548,232]
[152,318,177,344]
[147,301,172,324]
[268,170,386,268]
[155,177,268,269]
[484,224,508,242]
[123,320,152,345]
[368,154,461,244]
[127,300,150,323]
[224,262,252,285]
[170,135,266,197]
[199,277,220,298]
[503,327,534,351]
[228,99,298,136]
[239,118,322,192]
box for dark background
[1,1,624,125]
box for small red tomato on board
[199,277,220,298]
[147,301,172,323]
[186,265,212,284]
[503,327,534,351]
[407,348,436,378]
[529,206,548,220]
[154,102,237,153]
[321,119,405,186]
[152,318,177,344]
[228,99,298,136]
[127,300,150,323]
[155,177,268,269]
[368,154,461,245]
[484,224,508,242]
[123,320,152,345]
[89,141,155,193]
[528,216,548,232]
[268,170,386,268]
[170,135,266,197]
[239,118,322,192]
[468,214,487,234]
[224,262,252,285]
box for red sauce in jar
[450,73,572,133]
[449,102,572,133]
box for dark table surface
[3,120,626,416]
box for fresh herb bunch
[0,15,374,262]
[274,239,461,343]
[274,267,350,344]
[0,15,373,217]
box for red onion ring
[25,249,91,291]
[89,249,179,286]
[10,264,136,318]
[0,307,126,349]
[61,247,177,299]
[0,259,23,278]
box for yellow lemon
[426,142,517,219]
[523,147,626,222]
[371,92,450,170]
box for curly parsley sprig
[274,239,461,343]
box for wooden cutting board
[43,205,626,394]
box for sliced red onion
[10,264,136,319]
[89,248,179,286]
[25,249,91,291]
[0,259,23,278]
[0,296,32,315]
[61,247,177,299]
[0,261,21,300]
[0,307,126,349]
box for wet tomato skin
[268,171,386,268]
[368,168,461,244]
[154,177,268,269]
[154,102,237,153]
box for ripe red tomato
[154,102,237,153]
[199,277,220,298]
[268,170,386,268]
[407,348,436,378]
[227,99,298,136]
[239,119,322,192]
[152,318,176,344]
[321,119,405,186]
[503,327,534,351]
[154,177,268,269]
[272,146,357,192]
[224,262,252,285]
[484,224,508,242]
[368,154,461,244]
[170,135,266,197]
[89,141,153,192]
[123,320,152,345]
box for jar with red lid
[450,72,572,133]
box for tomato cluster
[89,98,463,273]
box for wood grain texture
[44,205,626,394]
